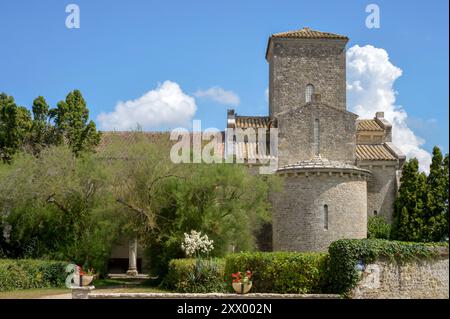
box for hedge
[0,259,67,291]
[328,239,448,294]
[162,258,227,293]
[224,252,329,294]
[367,216,391,239]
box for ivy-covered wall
[328,239,449,299]
[352,253,448,299]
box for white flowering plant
[181,230,214,257]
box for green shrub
[224,252,329,294]
[0,259,67,291]
[367,216,391,239]
[162,258,226,293]
[328,239,448,295]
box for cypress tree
[391,158,427,241]
[391,148,449,242]
[51,90,101,156]
[425,147,449,241]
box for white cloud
[265,87,269,102]
[194,86,240,106]
[97,81,196,131]
[347,45,432,172]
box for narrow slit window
[324,205,329,230]
[374,210,378,216]
[314,119,320,156]
[305,84,314,103]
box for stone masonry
[104,27,407,266]
[227,27,405,252]
[352,249,449,299]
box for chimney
[375,112,384,119]
[227,109,236,128]
[374,111,392,142]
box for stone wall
[352,252,449,299]
[268,38,348,116]
[276,103,357,167]
[272,173,367,252]
[359,163,398,222]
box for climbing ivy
[328,239,448,295]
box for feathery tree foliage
[102,133,277,277]
[0,146,125,272]
[0,134,278,275]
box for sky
[0,0,448,171]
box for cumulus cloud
[194,86,240,106]
[347,45,432,172]
[97,81,196,131]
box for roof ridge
[271,27,348,40]
[274,101,358,118]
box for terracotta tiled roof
[279,156,368,170]
[235,116,271,129]
[233,142,275,161]
[97,131,171,152]
[97,131,226,156]
[356,144,397,161]
[357,120,384,132]
[271,27,348,40]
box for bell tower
[266,27,349,116]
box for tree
[51,90,101,156]
[27,96,57,154]
[101,133,274,277]
[0,93,32,162]
[424,147,449,241]
[0,146,125,272]
[367,215,391,239]
[391,147,449,242]
[391,158,427,241]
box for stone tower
[268,28,370,252]
[267,27,348,116]
[225,27,405,253]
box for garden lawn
[0,288,70,299]
[0,286,170,299]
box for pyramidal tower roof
[271,27,348,40]
[266,27,349,60]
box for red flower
[77,265,86,276]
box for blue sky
[0,0,448,157]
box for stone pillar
[126,238,138,276]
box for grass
[0,288,71,299]
[0,279,170,299]
[95,287,170,293]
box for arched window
[305,84,314,103]
[374,210,378,216]
[323,205,329,230]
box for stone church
[105,27,405,275]
[226,27,405,252]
